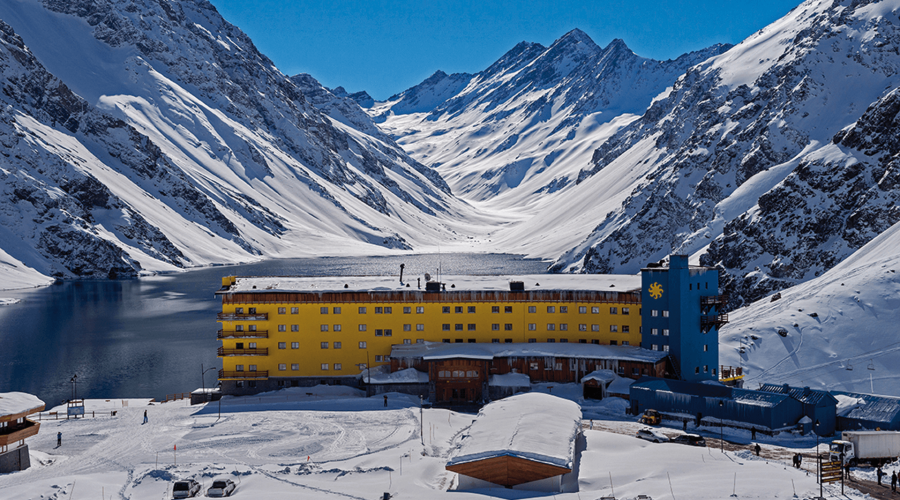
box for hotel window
[442,324,450,331]
[578,324,587,331]
[359,307,367,314]
[333,307,341,314]
[622,325,630,333]
[579,306,587,314]
[579,339,587,344]
[403,339,411,345]
[610,325,618,332]
[334,325,341,332]
[560,338,568,343]
[278,307,286,314]
[278,342,286,349]
[403,324,412,332]
[712,368,717,376]
[416,306,425,314]
[695,367,700,374]
[385,307,392,314]
[403,307,411,314]
[592,339,600,345]
[492,324,500,331]
[235,307,244,314]
[334,342,342,349]
[505,324,513,331]
[278,325,286,332]
[291,307,299,314]
[248,308,256,314]
[443,339,451,343]
[591,325,600,332]
[455,306,463,313]
[618,366,625,375]
[632,368,640,376]
[416,324,425,331]
[652,310,658,317]
[291,342,299,349]
[555,363,563,370]
[505,338,513,343]
[704,345,708,352]
[235,325,243,331]
[663,329,669,336]
[528,339,537,344]
[455,324,463,331]
[442,306,450,313]
[622,341,629,346]
[359,341,367,348]
[359,325,367,331]
[278,364,286,371]
[652,344,658,351]
[652,328,659,335]
[375,307,383,314]
[530,362,539,370]
[560,324,568,331]
[622,307,630,315]
[321,364,329,371]
[385,329,392,337]
[468,306,476,313]
[376,355,384,361]
[468,324,476,331]
[468,339,476,343]
[291,325,299,332]
[560,306,568,313]
[505,306,513,313]
[235,365,244,371]
[547,306,556,313]
[663,310,670,318]
[547,324,556,331]
[492,339,500,343]
[610,307,618,314]
[248,325,257,332]
[291,364,299,371]
[334,364,342,371]
[492,306,500,313]
[320,307,328,314]
[320,342,328,349]
[591,307,600,314]
[320,325,328,332]
[528,323,536,331]
[375,329,383,337]
[528,306,536,313]
[663,345,670,352]
[248,342,256,348]
[417,339,425,343]
[249,365,257,371]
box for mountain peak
[604,38,631,53]
[560,28,594,45]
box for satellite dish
[424,273,432,281]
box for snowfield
[0,388,881,500]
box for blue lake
[0,254,548,406]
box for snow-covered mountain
[548,0,900,308]
[373,30,730,208]
[0,0,487,287]
[720,218,900,396]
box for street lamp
[719,399,724,453]
[69,374,78,402]
[217,381,223,421]
[201,363,217,402]
[815,419,822,499]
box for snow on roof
[607,376,635,395]
[732,389,790,408]
[390,341,668,363]
[489,373,531,387]
[0,392,45,418]
[581,369,617,384]
[220,274,641,294]
[758,383,837,405]
[832,391,900,424]
[363,367,429,384]
[447,392,581,470]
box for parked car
[671,433,707,447]
[207,479,236,497]
[640,409,662,425]
[172,479,200,499]
[636,427,669,443]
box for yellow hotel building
[216,274,643,394]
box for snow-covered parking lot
[0,386,880,499]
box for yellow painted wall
[219,299,642,378]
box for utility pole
[420,395,424,445]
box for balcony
[217,312,268,321]
[700,294,727,314]
[719,365,744,382]
[0,419,40,447]
[218,370,268,379]
[700,313,729,333]
[217,329,269,339]
[217,347,269,356]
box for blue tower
[640,255,726,382]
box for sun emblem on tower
[649,282,664,300]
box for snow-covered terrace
[0,392,45,421]
[219,273,641,294]
[391,341,668,363]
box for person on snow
[57,431,61,447]
[796,453,802,469]
[383,395,388,408]
[143,409,148,424]
[792,453,798,468]
[877,467,884,486]
[754,443,761,456]
[890,470,897,493]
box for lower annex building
[216,255,727,398]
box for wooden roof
[446,454,571,487]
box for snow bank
[448,392,581,469]
[0,392,44,417]
[0,298,21,306]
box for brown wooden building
[0,392,45,473]
[390,342,669,404]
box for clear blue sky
[209,0,801,100]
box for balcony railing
[217,312,268,321]
[218,370,268,379]
[0,420,40,447]
[700,294,726,306]
[217,347,268,356]
[700,313,729,333]
[217,329,269,339]
[719,365,744,382]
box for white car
[207,479,236,497]
[636,427,669,443]
[172,479,200,498]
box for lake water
[0,254,548,406]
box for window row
[243,305,635,316]
[650,309,670,317]
[650,344,671,352]
[649,328,670,336]
[439,338,629,346]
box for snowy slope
[373,30,730,214]
[721,218,900,396]
[555,0,900,307]
[0,0,493,288]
